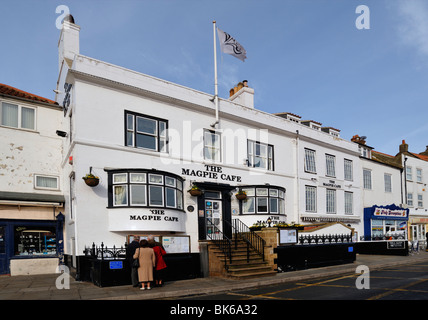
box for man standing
[126,235,140,287]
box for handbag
[132,248,140,268]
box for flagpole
[211,20,219,128]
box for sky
[1,0,428,156]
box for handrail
[227,219,266,261]
[206,220,232,269]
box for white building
[351,135,407,241]
[398,140,428,244]
[54,16,366,279]
[0,83,64,275]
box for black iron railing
[206,221,232,270]
[227,219,266,262]
[298,233,353,245]
[83,242,127,260]
[359,234,406,241]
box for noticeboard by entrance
[279,229,298,245]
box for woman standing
[133,239,156,290]
[149,238,167,287]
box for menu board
[162,236,190,253]
[279,229,298,245]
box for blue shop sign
[109,261,123,270]
[364,204,408,221]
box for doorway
[0,225,9,274]
[205,191,222,236]
[196,182,234,241]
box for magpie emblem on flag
[217,27,247,62]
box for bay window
[108,169,183,210]
[241,186,285,215]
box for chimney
[420,145,428,156]
[58,14,80,71]
[351,135,366,145]
[399,140,408,154]
[229,80,254,109]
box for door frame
[196,182,235,240]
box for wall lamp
[56,130,68,137]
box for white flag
[217,27,247,62]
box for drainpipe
[211,20,219,128]
[404,156,408,205]
[296,130,300,224]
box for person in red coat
[148,237,167,287]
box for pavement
[1,251,428,300]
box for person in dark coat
[126,235,140,287]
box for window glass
[137,117,157,135]
[21,107,35,130]
[177,190,183,209]
[269,189,278,197]
[14,227,56,256]
[256,188,268,196]
[165,176,176,187]
[166,187,176,208]
[114,185,128,206]
[136,134,157,150]
[270,198,278,213]
[113,173,127,184]
[35,175,58,189]
[1,102,18,127]
[149,185,163,206]
[243,197,255,214]
[257,198,268,213]
[149,174,163,184]
[130,173,146,183]
[304,149,316,173]
[204,130,221,161]
[242,188,255,197]
[130,185,146,205]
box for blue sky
[1,0,428,156]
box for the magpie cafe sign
[130,209,179,222]
[319,177,342,189]
[181,165,242,182]
[108,208,184,232]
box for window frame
[1,101,36,131]
[384,173,392,193]
[305,185,317,213]
[247,140,274,171]
[406,166,412,181]
[125,110,168,153]
[344,191,353,215]
[363,168,372,190]
[304,148,317,174]
[326,189,336,214]
[416,168,423,183]
[34,174,60,191]
[203,129,221,162]
[325,154,336,177]
[407,192,413,207]
[344,159,353,181]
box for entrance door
[0,225,8,274]
[205,199,222,237]
[196,183,234,241]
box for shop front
[0,216,64,275]
[357,204,409,255]
[0,192,65,275]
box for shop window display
[14,226,56,256]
